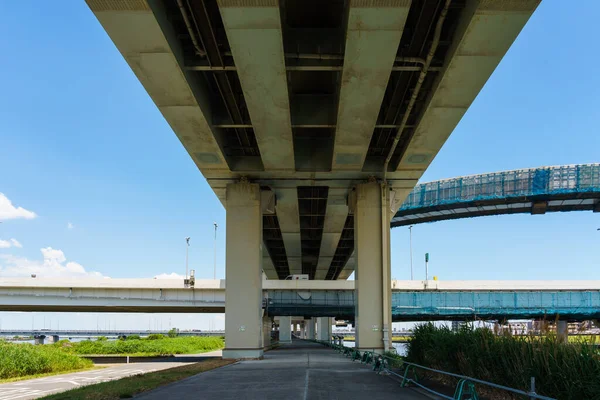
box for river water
[343,341,407,356]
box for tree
[168,328,178,338]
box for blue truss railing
[398,164,600,211]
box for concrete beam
[397,0,540,173]
[332,0,411,171]
[218,0,294,171]
[316,189,348,280]
[85,0,229,174]
[275,188,302,278]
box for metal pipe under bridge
[1,279,599,322]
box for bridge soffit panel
[85,0,230,174]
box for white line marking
[303,370,309,400]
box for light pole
[213,222,218,279]
[425,252,430,281]
[408,225,414,280]
[185,237,190,279]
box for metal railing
[317,339,556,400]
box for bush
[125,335,141,341]
[168,328,178,338]
[0,342,92,379]
[406,323,600,400]
[62,336,223,356]
[96,336,108,341]
[147,334,165,340]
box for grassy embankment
[0,336,224,381]
[0,341,93,381]
[406,323,600,400]
[41,360,235,400]
[57,336,224,356]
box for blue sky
[0,1,599,330]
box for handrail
[316,340,556,400]
[390,358,555,400]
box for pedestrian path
[136,340,432,400]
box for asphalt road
[0,362,189,400]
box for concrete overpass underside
[87,0,541,357]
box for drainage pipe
[177,0,206,56]
[382,0,452,181]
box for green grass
[0,341,93,380]
[40,360,234,400]
[56,336,224,356]
[406,323,600,400]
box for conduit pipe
[177,0,206,56]
[382,0,452,181]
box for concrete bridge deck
[136,340,429,400]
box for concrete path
[0,362,189,400]
[136,340,433,400]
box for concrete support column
[306,319,316,340]
[279,316,292,344]
[223,182,264,359]
[317,317,332,342]
[300,322,305,338]
[262,316,272,349]
[352,182,392,352]
[557,320,569,343]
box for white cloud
[0,247,104,278]
[0,193,36,220]
[67,222,74,230]
[154,272,185,279]
[0,238,22,249]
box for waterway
[343,340,407,356]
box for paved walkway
[136,340,432,400]
[0,362,190,400]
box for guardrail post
[529,377,536,400]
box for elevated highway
[1,278,598,322]
[393,164,600,227]
[86,0,541,355]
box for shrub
[0,342,91,379]
[62,336,223,356]
[96,336,108,341]
[125,335,141,341]
[147,334,165,340]
[168,328,178,338]
[406,323,600,400]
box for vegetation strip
[406,323,600,400]
[40,360,234,400]
[0,341,93,380]
[56,336,224,356]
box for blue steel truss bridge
[392,164,600,227]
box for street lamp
[408,225,414,280]
[213,222,218,280]
[185,237,190,279]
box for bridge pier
[306,318,315,340]
[557,320,569,343]
[223,182,264,359]
[352,182,392,352]
[278,316,292,344]
[34,335,46,345]
[262,316,272,349]
[317,317,332,343]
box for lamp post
[185,237,190,279]
[213,222,218,280]
[409,225,414,280]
